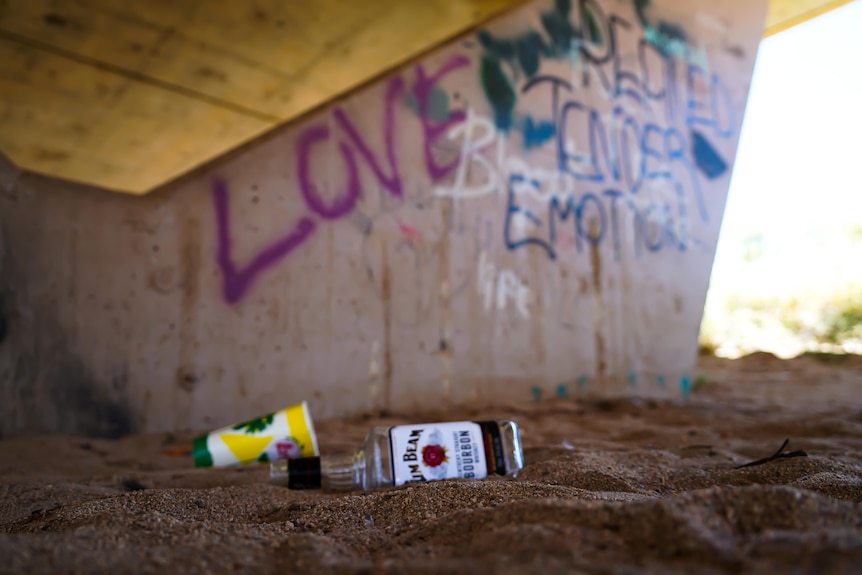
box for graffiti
[298,76,405,220]
[413,56,471,181]
[476,0,724,132]
[633,0,684,50]
[433,107,500,199]
[444,0,735,263]
[522,116,557,149]
[213,179,316,304]
[477,251,531,318]
[213,0,742,308]
[213,55,470,303]
[477,0,603,131]
[395,216,424,244]
[505,174,690,261]
[430,76,723,262]
[691,130,728,179]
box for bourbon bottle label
[389,421,501,486]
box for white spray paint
[477,251,531,319]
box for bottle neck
[270,457,322,489]
[270,453,364,491]
[320,452,363,491]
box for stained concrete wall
[0,0,767,437]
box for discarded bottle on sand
[270,419,524,491]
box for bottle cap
[193,401,319,467]
[270,457,322,489]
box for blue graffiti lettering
[691,129,728,180]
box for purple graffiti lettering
[297,125,361,219]
[213,178,316,304]
[413,55,470,180]
[333,77,405,197]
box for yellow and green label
[193,401,319,467]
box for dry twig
[734,438,808,469]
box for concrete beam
[0,0,847,193]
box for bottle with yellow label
[270,419,523,490]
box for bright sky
[712,0,862,286]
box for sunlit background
[701,0,862,358]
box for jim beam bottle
[270,419,523,491]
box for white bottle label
[389,421,489,487]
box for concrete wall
[0,0,767,437]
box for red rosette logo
[275,440,301,459]
[421,443,448,468]
[419,428,449,480]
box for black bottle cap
[288,457,322,489]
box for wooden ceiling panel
[765,0,855,35]
[0,35,269,192]
[0,0,852,193]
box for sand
[2,353,862,574]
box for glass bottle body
[271,419,523,491]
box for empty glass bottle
[270,419,524,491]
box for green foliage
[232,414,274,434]
[821,300,862,345]
[698,340,717,357]
[701,283,862,358]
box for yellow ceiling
[0,0,854,194]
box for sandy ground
[2,353,862,574]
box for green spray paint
[633,0,689,58]
[404,87,450,123]
[583,6,603,46]
[477,0,582,131]
[480,55,516,132]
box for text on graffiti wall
[213,0,735,304]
